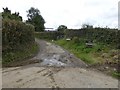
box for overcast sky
[0,0,119,29]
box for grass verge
[54,39,106,64]
[112,71,120,79]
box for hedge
[35,28,119,49]
[35,31,64,40]
[65,28,119,47]
[2,19,35,53]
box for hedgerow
[65,28,119,48]
[2,19,35,64]
[35,31,64,40]
[35,28,119,48]
[3,19,35,51]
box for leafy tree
[26,7,45,32]
[57,25,67,32]
[82,24,93,29]
[2,7,22,21]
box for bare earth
[2,39,118,88]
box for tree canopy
[2,7,22,21]
[26,7,45,32]
[82,24,93,29]
[57,25,67,32]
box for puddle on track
[39,54,72,67]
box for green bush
[3,43,39,65]
[2,19,35,52]
[2,19,36,64]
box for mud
[2,39,118,88]
[31,39,87,68]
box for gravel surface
[2,38,118,88]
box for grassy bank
[54,39,119,78]
[2,43,39,66]
[55,39,108,64]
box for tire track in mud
[14,68,47,88]
[41,67,63,88]
[36,68,46,73]
[15,67,62,88]
[2,68,20,73]
[16,77,39,88]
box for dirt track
[2,39,118,88]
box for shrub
[2,19,35,63]
[2,19,35,52]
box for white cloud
[0,0,119,29]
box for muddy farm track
[2,39,118,88]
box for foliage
[2,7,22,21]
[26,7,45,32]
[35,31,64,40]
[71,37,80,44]
[2,19,36,63]
[2,19,35,51]
[55,38,119,65]
[81,24,93,29]
[2,7,41,65]
[57,25,67,32]
[65,28,119,48]
[55,39,98,64]
[3,43,39,65]
[112,71,120,79]
[35,27,119,49]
